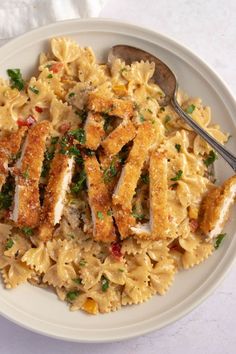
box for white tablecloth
[0,1,236,353]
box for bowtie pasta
[0,37,234,315]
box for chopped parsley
[5,238,14,250]
[175,144,181,152]
[214,233,226,249]
[141,173,149,184]
[107,210,113,216]
[101,276,109,292]
[120,67,127,74]
[79,259,87,267]
[68,145,81,157]
[139,114,145,123]
[164,115,171,128]
[118,268,125,272]
[21,227,34,236]
[132,207,145,220]
[41,138,58,177]
[68,129,86,144]
[204,150,218,167]
[0,179,14,210]
[68,92,75,98]
[66,291,79,301]
[22,166,30,179]
[103,159,117,183]
[185,104,195,114]
[170,170,183,181]
[47,74,53,79]
[7,68,24,91]
[147,108,153,114]
[97,211,104,220]
[73,278,82,285]
[29,86,39,94]
[71,170,86,194]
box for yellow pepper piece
[82,298,99,315]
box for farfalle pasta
[0,37,234,315]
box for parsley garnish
[7,69,24,91]
[47,74,53,79]
[21,227,34,236]
[29,86,39,94]
[120,67,127,74]
[103,159,117,183]
[141,173,149,184]
[118,268,124,272]
[139,114,145,123]
[107,210,113,216]
[97,211,104,220]
[79,259,87,267]
[132,207,145,220]
[68,129,86,144]
[0,180,13,210]
[68,92,75,98]
[71,170,86,194]
[5,238,14,250]
[73,278,82,285]
[101,276,109,292]
[68,145,81,157]
[214,233,226,249]
[204,150,218,167]
[175,144,181,152]
[147,108,153,114]
[186,104,195,114]
[66,291,79,301]
[22,166,30,179]
[164,115,171,128]
[170,170,183,181]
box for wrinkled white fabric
[0,0,107,40]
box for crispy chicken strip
[131,152,169,240]
[38,151,74,241]
[113,122,156,238]
[84,112,105,150]
[200,175,236,238]
[0,127,27,190]
[87,93,134,119]
[101,119,136,156]
[84,154,116,243]
[11,121,51,227]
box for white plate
[0,18,236,343]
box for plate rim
[0,17,235,343]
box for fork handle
[172,97,236,172]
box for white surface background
[0,0,236,353]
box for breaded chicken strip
[38,151,74,241]
[11,121,51,227]
[84,154,116,243]
[200,175,236,238]
[113,122,156,238]
[0,127,27,190]
[131,152,169,240]
[87,93,133,119]
[101,119,136,156]
[84,112,105,150]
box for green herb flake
[186,104,196,114]
[204,150,218,167]
[29,86,39,94]
[66,291,79,301]
[68,129,86,144]
[107,210,113,216]
[51,136,59,145]
[170,170,183,181]
[132,207,145,220]
[7,69,24,91]
[159,107,165,112]
[71,170,86,194]
[101,276,109,292]
[141,173,149,184]
[147,108,153,114]
[68,145,81,157]
[73,278,82,285]
[21,227,34,236]
[214,233,226,249]
[103,159,117,183]
[164,115,171,127]
[118,268,124,273]
[68,92,75,98]
[22,166,30,179]
[47,74,53,79]
[175,144,181,153]
[5,238,14,250]
[120,67,127,74]
[79,259,87,267]
[97,211,104,220]
[139,114,145,123]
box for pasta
[0,37,234,315]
